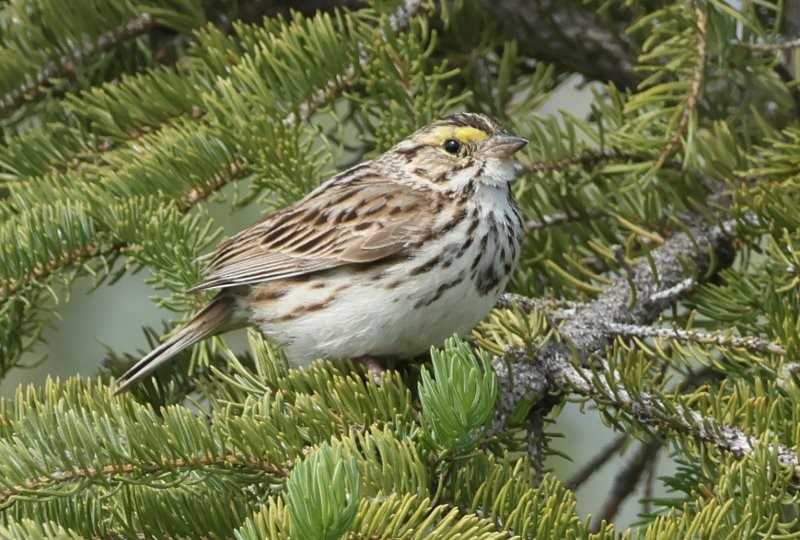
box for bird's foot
[354,356,385,385]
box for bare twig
[565,433,628,491]
[641,446,658,516]
[527,411,548,486]
[590,438,662,532]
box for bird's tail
[114,295,238,394]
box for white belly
[248,218,518,367]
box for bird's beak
[482,134,528,158]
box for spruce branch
[0,13,157,117]
[0,155,241,370]
[178,157,250,211]
[246,0,642,90]
[519,147,635,176]
[283,64,359,126]
[0,152,242,307]
[735,33,800,110]
[0,452,289,509]
[1,145,202,307]
[651,6,708,171]
[0,239,118,303]
[518,147,659,234]
[279,0,429,127]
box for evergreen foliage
[0,0,799,537]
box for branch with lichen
[604,321,787,356]
[561,359,799,474]
[737,38,800,52]
[491,216,798,477]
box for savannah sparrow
[115,112,527,392]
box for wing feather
[189,180,433,292]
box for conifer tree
[0,0,798,537]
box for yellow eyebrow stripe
[426,126,489,146]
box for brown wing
[188,179,434,292]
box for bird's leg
[353,356,385,384]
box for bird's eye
[443,139,461,155]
